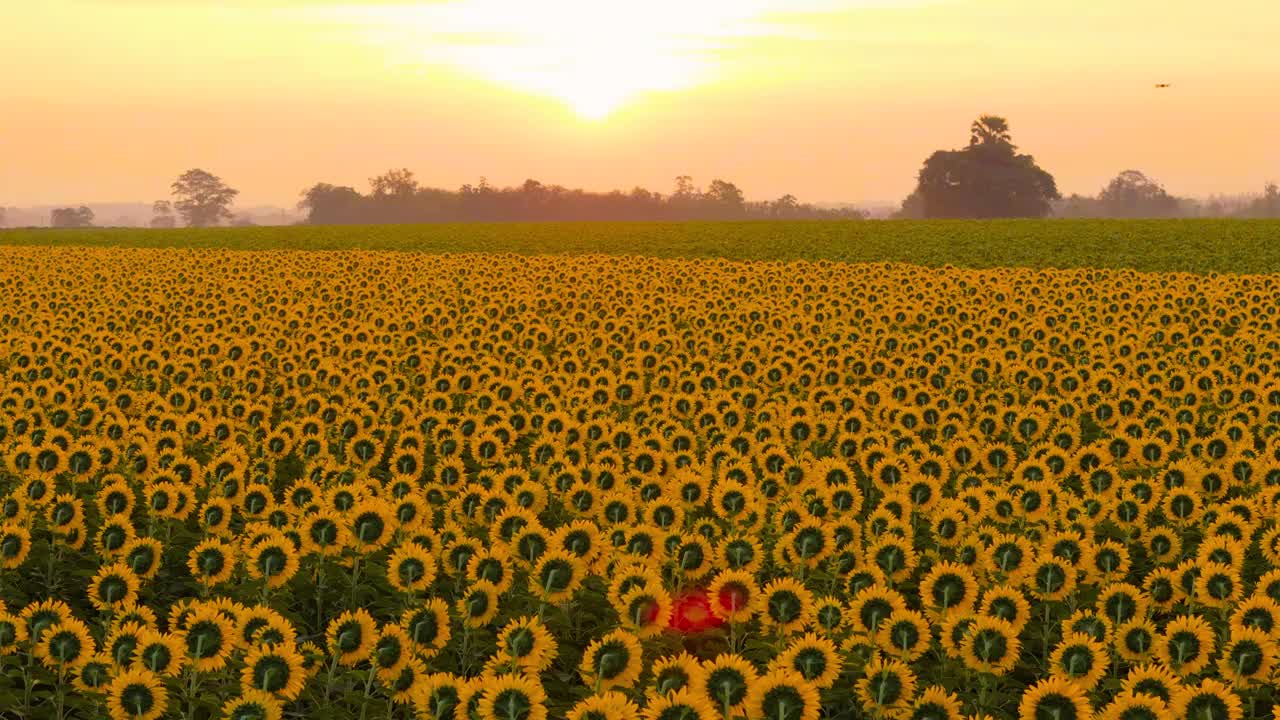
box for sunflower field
[1,245,1279,720]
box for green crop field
[4,218,1280,273]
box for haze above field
[4,0,1278,208]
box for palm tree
[969,115,1013,149]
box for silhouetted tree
[771,194,800,218]
[172,169,238,227]
[150,200,176,228]
[673,175,698,200]
[51,206,95,228]
[706,179,745,216]
[906,115,1059,218]
[299,183,367,225]
[970,115,1013,147]
[1240,182,1280,218]
[370,168,419,198]
[1098,170,1181,218]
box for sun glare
[306,0,845,120]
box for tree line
[297,172,868,225]
[28,115,1280,228]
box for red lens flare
[670,589,724,634]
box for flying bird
[1155,83,1171,88]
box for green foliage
[4,218,1280,274]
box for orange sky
[3,0,1278,207]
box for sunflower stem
[314,558,327,635]
[324,645,341,704]
[358,663,378,720]
[46,536,57,594]
[55,663,67,720]
[184,637,204,720]
[349,554,363,608]
[20,650,34,717]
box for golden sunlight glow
[7,0,1278,206]
[304,0,864,119]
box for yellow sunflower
[219,689,284,720]
[1168,679,1243,720]
[457,580,501,628]
[1156,615,1217,677]
[759,578,815,635]
[855,655,917,717]
[477,674,548,720]
[649,653,706,699]
[744,668,821,720]
[241,643,306,700]
[1097,690,1167,720]
[1017,677,1092,720]
[698,653,758,715]
[88,562,141,612]
[327,609,377,666]
[961,616,1021,675]
[388,543,438,593]
[35,618,96,671]
[188,538,238,587]
[106,667,168,720]
[497,616,557,674]
[1050,632,1109,690]
[402,599,452,657]
[875,608,932,662]
[178,607,236,671]
[131,629,186,677]
[579,630,643,692]
[567,691,642,720]
[1217,627,1276,688]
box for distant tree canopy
[299,184,367,225]
[1050,170,1278,219]
[150,200,176,228]
[1097,170,1182,218]
[172,169,239,227]
[899,116,1060,218]
[51,206,95,228]
[298,174,866,225]
[1241,182,1280,218]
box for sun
[309,0,828,120]
[428,28,703,121]
[565,90,628,122]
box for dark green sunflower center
[973,628,1010,662]
[120,683,156,715]
[187,621,225,658]
[792,648,829,680]
[761,686,808,720]
[867,671,903,705]
[1031,692,1081,720]
[141,644,172,671]
[594,644,631,679]
[253,655,291,692]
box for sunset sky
[4,0,1278,208]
